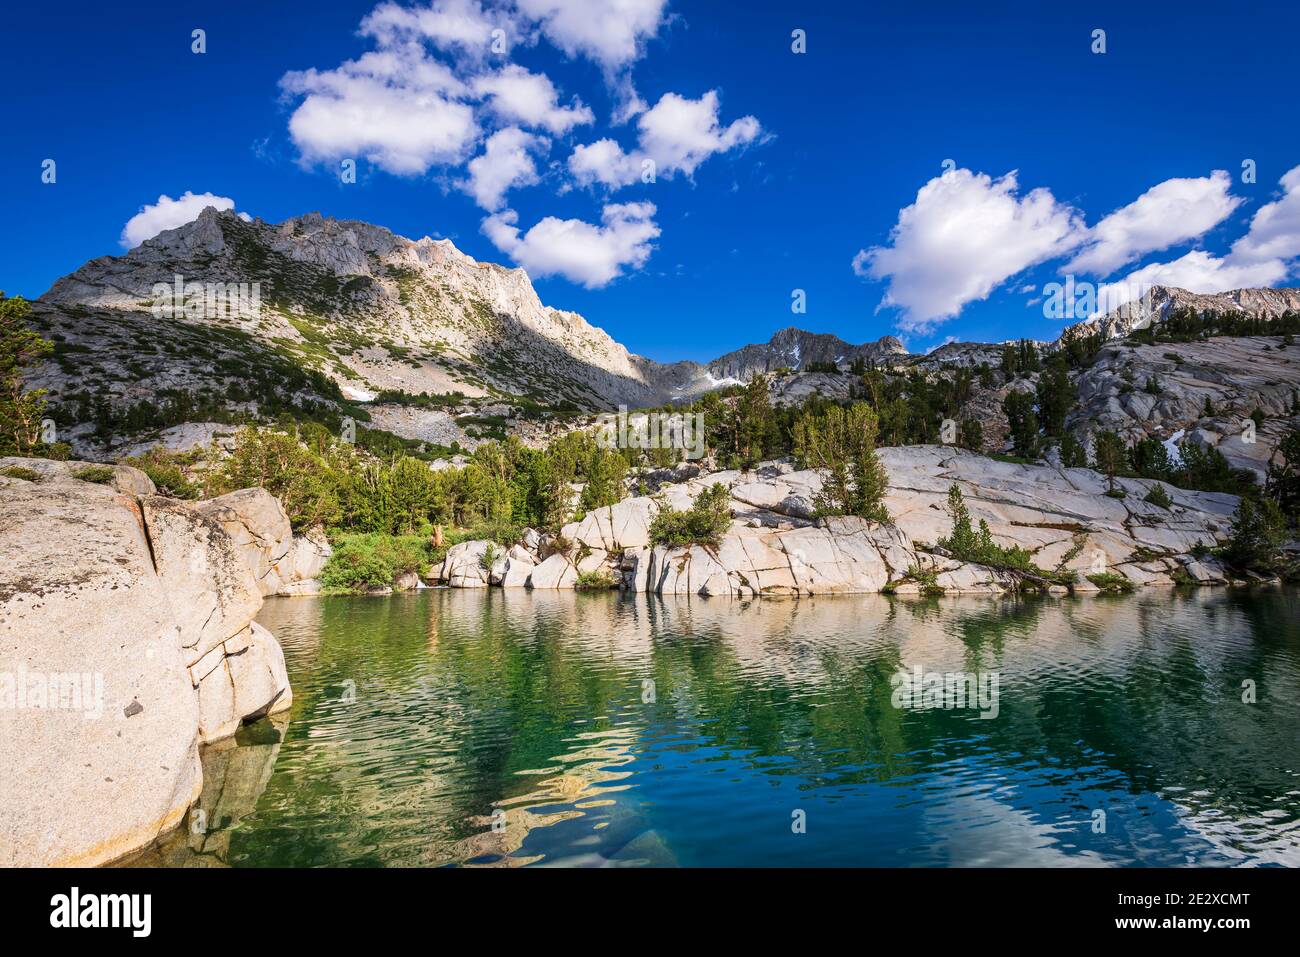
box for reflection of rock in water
[118,714,288,867]
[453,724,676,868]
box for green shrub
[122,447,203,499]
[0,294,52,457]
[937,485,1034,572]
[1058,432,1088,468]
[215,426,342,529]
[935,484,1072,587]
[903,565,945,596]
[649,483,733,547]
[0,465,42,482]
[575,568,619,590]
[71,465,115,484]
[1143,483,1173,509]
[792,402,889,521]
[320,533,432,592]
[1220,496,1287,574]
[1087,572,1135,593]
[465,517,522,545]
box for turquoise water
[135,588,1300,867]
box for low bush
[320,533,432,592]
[575,568,619,590]
[121,447,204,499]
[1087,572,1135,593]
[71,465,115,484]
[903,565,945,596]
[0,465,42,482]
[1143,484,1173,509]
[1219,496,1287,574]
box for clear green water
[137,588,1300,867]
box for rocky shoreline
[434,446,1243,596]
[0,458,324,867]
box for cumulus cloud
[462,127,547,210]
[472,65,593,133]
[854,169,1085,331]
[1097,164,1300,313]
[482,201,659,286]
[1230,164,1300,263]
[359,0,502,55]
[1064,171,1242,276]
[279,1,673,178]
[276,1,755,288]
[281,43,477,175]
[515,0,669,70]
[569,90,762,188]
[120,192,249,248]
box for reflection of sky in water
[133,588,1300,867]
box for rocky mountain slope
[22,206,1300,471]
[1066,285,1300,341]
[706,326,907,380]
[39,207,722,414]
[1068,334,1300,480]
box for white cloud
[482,201,659,286]
[462,127,547,210]
[281,43,477,175]
[514,0,669,70]
[1095,251,1287,316]
[855,169,1085,332]
[358,0,668,72]
[1230,164,1300,263]
[569,138,640,187]
[1064,171,1241,276]
[120,192,249,248]
[360,0,501,55]
[472,65,593,134]
[569,90,762,188]
[275,1,758,288]
[1097,164,1300,313]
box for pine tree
[1002,390,1039,458]
[793,402,890,522]
[0,294,52,456]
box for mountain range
[22,207,1300,462]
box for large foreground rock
[190,487,331,596]
[0,462,292,866]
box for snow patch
[1163,429,1186,467]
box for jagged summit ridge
[1064,285,1300,343]
[707,326,908,381]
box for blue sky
[4,0,1299,362]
